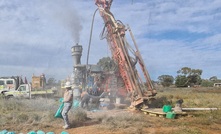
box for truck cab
[0,78,16,93]
[0,76,23,94]
[4,84,31,99]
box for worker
[92,81,98,95]
[81,90,90,110]
[62,81,73,129]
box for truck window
[19,86,26,91]
[6,80,14,84]
[0,80,4,85]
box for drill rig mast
[95,0,156,108]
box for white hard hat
[65,81,71,88]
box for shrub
[97,113,150,131]
[72,108,87,122]
[17,113,29,123]
[201,80,214,87]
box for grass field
[0,87,221,134]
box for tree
[177,67,191,76]
[175,75,189,87]
[209,76,218,82]
[175,67,203,87]
[158,75,174,87]
[97,57,118,72]
[201,79,214,87]
[57,80,62,86]
[177,67,202,77]
[47,77,56,86]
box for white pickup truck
[3,84,55,99]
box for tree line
[158,67,221,87]
[97,57,221,88]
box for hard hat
[65,81,71,88]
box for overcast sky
[1,0,221,82]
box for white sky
[0,0,221,81]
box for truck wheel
[6,95,14,99]
[0,93,4,99]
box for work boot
[62,125,70,129]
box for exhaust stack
[71,43,83,66]
[71,43,84,85]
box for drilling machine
[94,0,156,108]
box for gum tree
[158,75,174,87]
[175,67,203,87]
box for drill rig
[95,0,156,108]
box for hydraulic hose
[86,8,99,88]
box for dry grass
[0,97,90,132]
[170,127,204,134]
[0,87,221,133]
[156,87,221,108]
[92,87,221,133]
[95,112,152,133]
[0,98,60,131]
[70,108,87,122]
